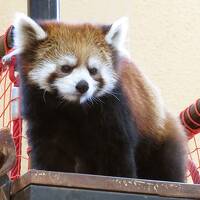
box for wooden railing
[10,170,200,200]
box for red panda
[6,13,187,181]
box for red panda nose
[76,80,89,94]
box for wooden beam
[11,170,200,199]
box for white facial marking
[97,66,118,97]
[88,56,118,97]
[58,55,78,66]
[29,62,57,91]
[88,57,101,70]
[27,54,117,103]
[53,67,98,103]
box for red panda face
[12,13,128,103]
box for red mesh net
[180,99,200,183]
[0,51,28,180]
[187,136,200,183]
[0,33,199,183]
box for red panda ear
[13,13,47,52]
[105,17,128,50]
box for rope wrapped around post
[180,99,200,139]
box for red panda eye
[89,67,98,75]
[61,65,73,73]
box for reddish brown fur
[20,21,117,92]
[42,22,111,59]
[21,22,113,73]
[119,57,187,144]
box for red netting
[0,33,199,183]
[0,58,28,179]
[187,135,200,183]
[0,27,29,179]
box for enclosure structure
[0,0,60,179]
[9,170,200,200]
[0,0,200,199]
